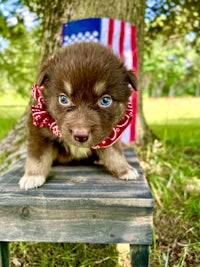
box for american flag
[62,17,138,142]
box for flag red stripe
[131,25,138,73]
[130,25,138,141]
[108,18,114,46]
[119,21,125,58]
[130,91,137,141]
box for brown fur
[19,42,139,190]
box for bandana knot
[31,83,133,149]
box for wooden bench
[0,149,154,267]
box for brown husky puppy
[19,42,139,190]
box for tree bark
[0,0,154,172]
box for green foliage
[0,0,40,96]
[144,1,200,97]
[146,0,200,53]
[143,39,199,97]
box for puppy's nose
[73,130,89,143]
[74,134,89,142]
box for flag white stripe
[112,19,121,56]
[123,22,133,142]
[100,18,109,45]
[124,22,133,69]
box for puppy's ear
[37,73,49,86]
[37,64,50,86]
[127,70,137,91]
[37,54,56,86]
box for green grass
[10,243,119,267]
[1,95,200,266]
[136,143,200,266]
[142,97,200,266]
[0,92,28,139]
[143,97,200,148]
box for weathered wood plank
[0,149,154,245]
[0,206,152,243]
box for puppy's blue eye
[98,95,112,107]
[59,94,69,105]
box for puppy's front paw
[119,167,139,181]
[19,175,46,190]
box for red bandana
[31,84,62,137]
[31,84,133,149]
[91,100,133,149]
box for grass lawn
[143,97,200,148]
[0,95,200,266]
[142,97,200,267]
[0,92,28,140]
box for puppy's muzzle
[73,129,90,143]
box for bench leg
[0,242,9,267]
[130,244,149,267]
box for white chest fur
[68,145,92,160]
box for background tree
[0,1,39,96]
[143,0,200,98]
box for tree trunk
[0,0,154,172]
[168,85,175,97]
